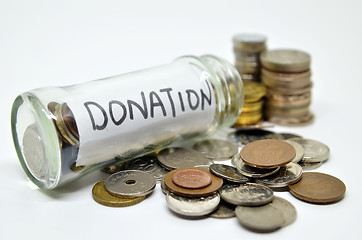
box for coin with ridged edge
[220,183,274,206]
[166,192,220,217]
[105,170,156,197]
[92,180,146,207]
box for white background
[1,0,362,239]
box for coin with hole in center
[220,183,274,206]
[104,170,156,197]
[193,139,239,160]
[166,192,220,217]
[240,139,295,169]
[172,168,212,189]
[289,172,346,204]
[209,164,249,183]
[92,180,146,207]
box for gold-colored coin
[242,100,264,112]
[92,180,146,207]
[243,81,266,103]
[235,112,263,125]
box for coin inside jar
[240,139,296,169]
[172,168,212,189]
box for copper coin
[288,172,346,204]
[240,139,295,169]
[172,168,212,189]
[164,167,223,197]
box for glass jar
[11,55,244,189]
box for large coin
[288,138,330,163]
[164,167,223,197]
[284,140,304,163]
[209,164,249,183]
[289,172,346,204]
[235,204,284,232]
[157,147,210,170]
[220,183,274,206]
[255,162,303,188]
[193,139,238,161]
[260,49,311,73]
[166,192,220,217]
[228,129,283,145]
[240,139,296,168]
[104,170,156,197]
[92,180,146,207]
[270,197,297,227]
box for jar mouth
[11,93,61,189]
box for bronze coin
[172,168,212,189]
[165,167,223,197]
[288,172,346,204]
[240,139,295,169]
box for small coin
[104,170,156,197]
[101,159,130,174]
[240,139,296,169]
[209,164,249,183]
[235,204,284,232]
[289,172,346,204]
[255,162,303,188]
[164,167,223,197]
[126,156,169,182]
[193,139,238,161]
[210,200,236,219]
[298,160,323,171]
[92,180,146,207]
[284,140,304,163]
[243,81,267,102]
[260,49,311,73]
[288,138,330,163]
[270,197,297,227]
[228,129,283,145]
[172,168,212,189]
[166,192,220,217]
[220,183,274,206]
[157,147,209,170]
[234,155,280,178]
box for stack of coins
[234,81,266,126]
[232,33,267,82]
[260,49,313,125]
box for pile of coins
[92,132,345,233]
[232,33,267,82]
[234,81,266,126]
[260,49,314,125]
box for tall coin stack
[232,33,267,82]
[234,81,266,126]
[260,49,313,126]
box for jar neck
[199,55,244,128]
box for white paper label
[66,63,216,166]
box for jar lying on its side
[11,55,244,189]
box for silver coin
[255,162,303,188]
[193,139,239,161]
[157,147,209,170]
[210,200,236,219]
[280,133,302,140]
[234,156,280,178]
[298,160,323,171]
[105,170,156,197]
[209,164,249,183]
[220,183,274,206]
[228,130,283,145]
[160,175,170,195]
[270,197,297,227]
[166,192,220,217]
[235,204,284,232]
[289,138,330,163]
[284,140,304,163]
[126,156,169,182]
